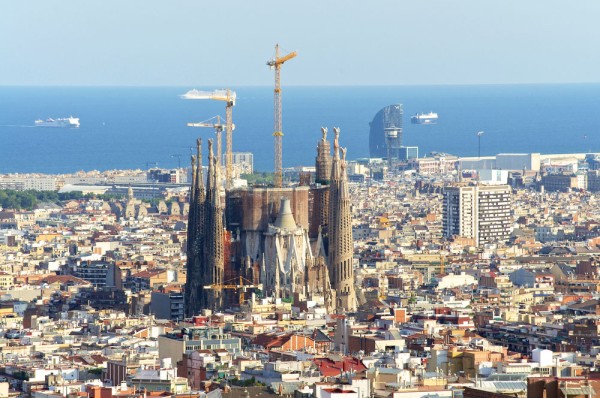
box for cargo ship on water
[411,112,438,124]
[35,117,80,128]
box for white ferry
[35,117,80,128]
[411,112,438,125]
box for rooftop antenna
[476,131,484,158]
[171,154,182,169]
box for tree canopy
[0,189,123,211]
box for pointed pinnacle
[208,139,214,160]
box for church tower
[327,128,356,312]
[202,139,225,310]
[310,127,332,239]
[315,127,332,184]
[185,139,206,317]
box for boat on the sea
[411,112,438,124]
[180,89,236,101]
[34,117,80,128]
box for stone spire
[327,127,356,312]
[188,154,197,243]
[330,128,341,182]
[315,127,332,185]
[192,139,206,252]
[202,139,225,310]
[185,139,206,317]
[127,185,134,201]
[310,127,332,239]
[274,256,281,300]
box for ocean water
[0,84,599,174]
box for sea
[1,84,599,174]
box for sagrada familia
[185,128,359,316]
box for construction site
[182,45,362,316]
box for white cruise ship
[35,117,80,128]
[411,112,438,124]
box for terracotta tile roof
[252,332,292,349]
[132,269,166,279]
[312,356,366,377]
[36,275,91,286]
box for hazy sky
[2,1,600,86]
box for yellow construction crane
[187,115,236,169]
[204,275,259,307]
[267,44,297,188]
[181,89,236,188]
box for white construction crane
[182,89,236,188]
[186,115,236,171]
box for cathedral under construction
[184,127,358,316]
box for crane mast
[273,53,283,188]
[267,44,297,188]
[216,115,223,169]
[225,90,234,189]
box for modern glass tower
[369,104,403,159]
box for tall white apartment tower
[443,184,512,246]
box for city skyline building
[442,184,512,246]
[232,152,254,175]
[369,104,403,161]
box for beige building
[0,273,13,290]
[443,184,512,246]
[540,173,579,192]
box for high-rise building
[369,104,403,159]
[232,152,254,175]
[443,185,512,246]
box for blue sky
[2,0,600,86]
